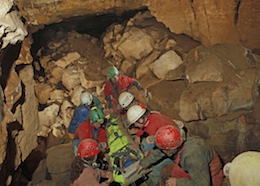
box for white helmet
[118,91,135,108]
[223,151,260,186]
[80,91,93,105]
[127,105,146,124]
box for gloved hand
[99,142,107,151]
[67,132,74,140]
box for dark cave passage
[31,9,146,58]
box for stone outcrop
[147,0,260,51]
[178,44,259,121]
[10,0,260,51]
[46,143,74,185]
[15,0,147,26]
[0,1,27,49]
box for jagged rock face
[147,0,260,50]
[14,0,148,25]
[14,0,260,51]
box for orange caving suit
[104,75,143,114]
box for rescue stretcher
[106,115,151,186]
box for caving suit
[137,112,177,185]
[141,137,224,186]
[68,96,103,138]
[92,95,104,110]
[103,75,143,114]
[68,105,91,135]
[73,121,107,150]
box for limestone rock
[70,85,85,106]
[49,90,64,102]
[34,83,52,105]
[4,64,22,110]
[31,159,47,185]
[39,55,51,69]
[165,65,186,81]
[15,34,33,65]
[185,55,224,83]
[0,105,8,164]
[46,143,74,185]
[118,27,154,60]
[33,180,58,186]
[0,0,13,16]
[60,100,74,128]
[0,85,4,124]
[149,50,183,79]
[18,65,39,164]
[61,65,81,91]
[49,66,63,84]
[165,39,177,50]
[50,123,66,138]
[15,0,146,27]
[55,52,81,69]
[38,103,60,128]
[179,80,256,121]
[136,50,161,79]
[0,10,28,49]
[148,0,260,50]
[121,59,136,76]
[79,70,105,90]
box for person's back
[68,104,90,135]
[104,66,144,114]
[70,139,113,186]
[72,107,107,154]
[68,91,103,136]
[104,75,136,111]
[151,125,224,186]
[136,111,175,137]
[91,94,103,110]
[74,121,106,143]
[176,136,223,186]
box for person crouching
[70,138,113,186]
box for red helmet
[78,138,100,158]
[155,125,182,149]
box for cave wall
[13,0,260,51]
[147,0,260,51]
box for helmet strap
[136,112,148,125]
[171,142,185,159]
[136,117,145,124]
[82,158,92,166]
[82,157,98,168]
[179,128,186,143]
[174,119,187,143]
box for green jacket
[175,137,214,186]
[141,137,221,186]
[92,95,103,110]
